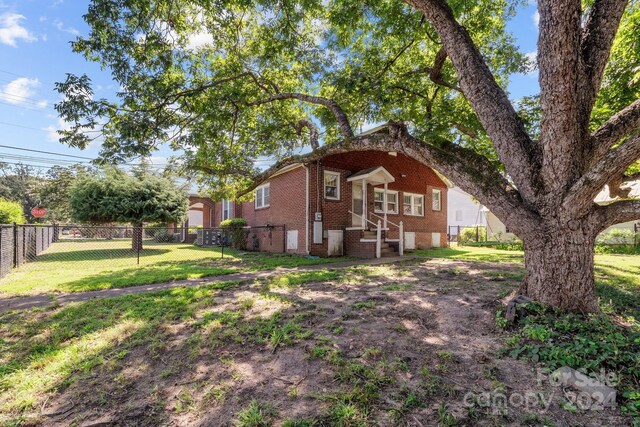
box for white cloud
[44,117,71,142]
[0,77,48,108]
[533,10,540,27]
[0,13,37,47]
[53,19,79,36]
[525,51,537,63]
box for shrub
[220,218,248,228]
[458,226,486,245]
[220,217,249,249]
[0,198,26,224]
[153,229,176,243]
[596,229,638,246]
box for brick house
[190,149,450,258]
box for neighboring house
[447,187,486,227]
[186,150,450,258]
[594,180,640,237]
[484,208,518,241]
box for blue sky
[0,0,540,172]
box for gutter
[304,163,310,254]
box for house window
[403,193,424,216]
[455,210,463,221]
[222,199,232,221]
[255,184,270,209]
[374,188,398,214]
[432,189,442,211]
[324,171,340,200]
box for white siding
[447,187,486,227]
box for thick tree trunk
[520,224,599,313]
[132,224,143,252]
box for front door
[352,182,364,227]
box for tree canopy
[0,198,26,224]
[69,167,188,249]
[56,0,531,197]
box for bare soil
[31,258,631,426]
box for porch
[345,166,405,258]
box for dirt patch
[18,259,630,426]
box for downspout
[304,163,310,254]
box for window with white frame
[432,189,442,211]
[255,184,270,209]
[403,193,424,216]
[222,199,232,220]
[324,171,340,200]
[374,188,398,213]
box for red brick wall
[309,151,449,253]
[214,150,449,256]
[240,165,308,254]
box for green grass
[0,239,352,295]
[0,279,312,417]
[418,245,640,323]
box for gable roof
[347,166,395,184]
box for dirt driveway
[6,258,630,426]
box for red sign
[31,207,47,218]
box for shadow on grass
[414,247,524,263]
[60,260,237,293]
[0,282,240,422]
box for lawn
[0,244,638,425]
[0,254,634,426]
[0,239,350,295]
[416,245,640,323]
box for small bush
[458,226,486,245]
[597,229,638,246]
[220,218,249,249]
[220,218,248,228]
[0,198,26,224]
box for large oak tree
[56,0,640,312]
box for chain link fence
[0,224,286,280]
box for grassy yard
[0,239,350,295]
[0,244,638,425]
[416,245,640,323]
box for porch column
[376,220,381,258]
[362,178,367,228]
[383,181,388,229]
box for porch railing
[369,212,404,256]
[348,211,383,258]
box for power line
[0,121,55,134]
[0,143,95,160]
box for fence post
[399,221,404,256]
[12,222,17,268]
[282,225,286,254]
[476,225,479,242]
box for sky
[0,0,540,174]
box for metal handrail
[369,212,399,228]
[347,210,379,229]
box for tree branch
[241,122,541,237]
[403,0,541,204]
[247,92,354,139]
[590,98,640,163]
[593,198,640,231]
[293,118,319,149]
[580,0,629,110]
[537,0,584,189]
[564,131,640,213]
